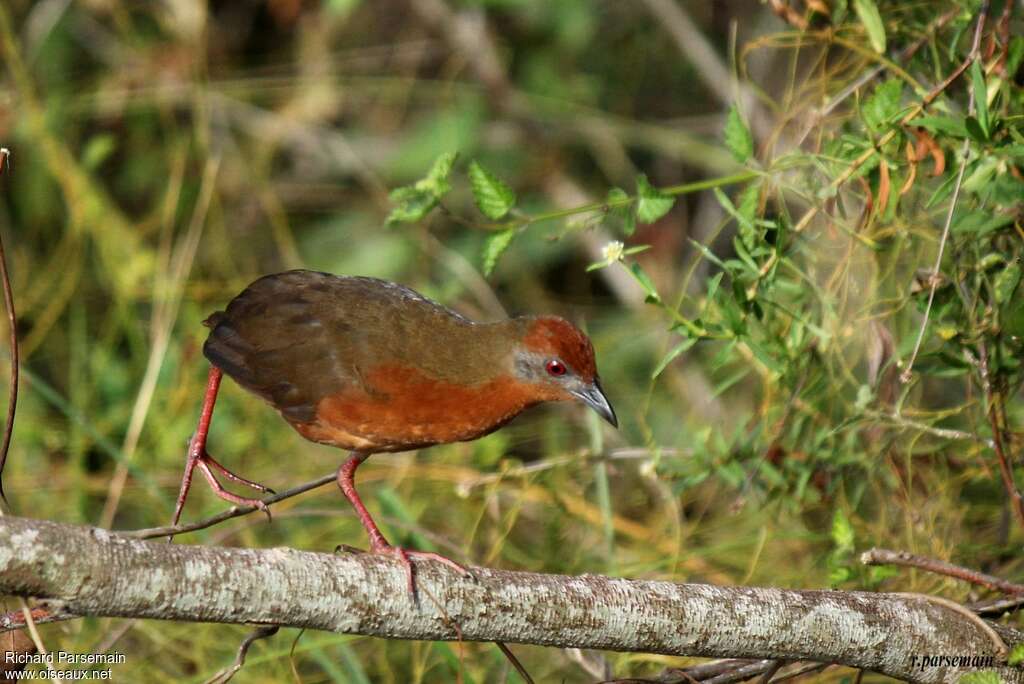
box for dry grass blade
[0,147,17,505]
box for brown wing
[201,270,478,423]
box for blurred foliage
[0,0,1023,682]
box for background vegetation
[0,0,1022,681]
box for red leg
[336,452,468,596]
[170,366,273,533]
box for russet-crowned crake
[171,270,617,590]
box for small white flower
[602,240,625,263]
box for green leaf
[81,134,116,171]
[705,272,724,303]
[971,60,989,140]
[724,105,754,163]
[652,338,698,378]
[688,238,728,271]
[715,186,759,250]
[744,338,782,373]
[964,116,988,144]
[1007,36,1024,77]
[737,182,760,229]
[386,151,458,224]
[482,229,515,276]
[468,161,516,220]
[995,263,1022,304]
[1009,643,1024,666]
[953,212,1013,237]
[634,174,674,225]
[606,186,636,236]
[420,151,458,197]
[629,262,661,303]
[853,0,886,53]
[386,185,439,224]
[831,509,855,552]
[863,79,902,132]
[911,116,967,138]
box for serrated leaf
[606,186,636,236]
[482,229,515,276]
[853,0,886,54]
[971,60,989,140]
[652,338,698,378]
[386,151,458,224]
[715,186,760,250]
[995,263,1022,304]
[468,161,516,220]
[863,79,902,132]
[724,105,753,163]
[634,174,674,225]
[737,182,760,228]
[421,151,458,196]
[386,186,438,225]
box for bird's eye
[545,359,567,377]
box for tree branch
[862,548,1024,595]
[0,516,1020,683]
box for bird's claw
[253,498,273,522]
[367,542,471,598]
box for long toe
[367,544,469,597]
[403,549,470,576]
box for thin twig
[971,595,1024,617]
[0,147,18,504]
[702,660,779,684]
[123,472,338,540]
[900,0,990,383]
[0,606,75,635]
[18,599,60,682]
[976,343,1024,530]
[679,660,760,681]
[204,625,279,684]
[768,662,830,682]
[758,660,786,683]
[495,641,535,684]
[861,548,1024,595]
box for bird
[171,269,617,592]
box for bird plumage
[201,270,607,451]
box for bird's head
[511,316,617,428]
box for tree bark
[0,515,1018,683]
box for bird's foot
[203,452,276,495]
[367,540,470,597]
[194,455,274,522]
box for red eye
[545,359,567,377]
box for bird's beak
[572,379,618,428]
